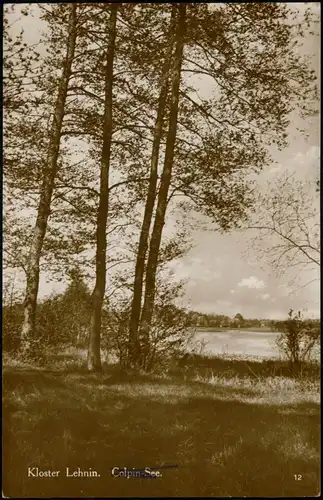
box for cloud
[194,300,232,315]
[168,223,319,319]
[237,276,266,290]
[295,145,319,166]
[268,164,282,174]
[289,146,320,182]
[278,284,293,296]
[168,255,221,283]
[260,293,270,301]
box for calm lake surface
[191,329,281,359]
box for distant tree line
[3,269,320,369]
[186,311,272,329]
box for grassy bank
[2,351,320,498]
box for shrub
[2,268,92,361]
[2,302,23,353]
[273,310,320,369]
[101,279,196,372]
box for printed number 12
[294,474,302,481]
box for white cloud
[290,146,320,182]
[278,284,293,296]
[268,163,282,174]
[295,145,319,166]
[260,293,270,301]
[190,257,203,265]
[237,276,266,290]
[168,255,222,283]
[230,289,235,294]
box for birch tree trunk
[20,4,77,356]
[139,4,186,369]
[128,7,177,369]
[87,5,118,372]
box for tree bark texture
[128,6,177,369]
[139,4,186,369]
[20,4,77,355]
[87,5,118,372]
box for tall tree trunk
[87,5,118,372]
[20,5,77,356]
[128,7,177,369]
[139,4,186,369]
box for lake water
[191,329,281,359]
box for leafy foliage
[2,269,92,359]
[3,3,319,370]
[272,309,320,366]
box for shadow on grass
[2,364,320,498]
[173,353,320,380]
[15,347,319,381]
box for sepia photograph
[2,2,320,498]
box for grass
[2,350,320,498]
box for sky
[166,2,320,320]
[170,144,320,320]
[4,3,321,320]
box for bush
[101,303,195,372]
[2,268,92,361]
[2,302,23,352]
[273,310,320,369]
[142,303,195,371]
[101,279,196,372]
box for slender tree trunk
[87,5,118,372]
[20,5,77,356]
[128,7,177,369]
[139,4,186,369]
